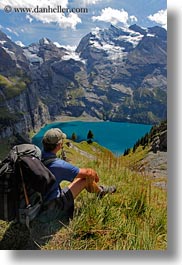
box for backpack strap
[18,161,31,228]
[42,156,57,166]
[19,164,30,207]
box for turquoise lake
[32,121,152,156]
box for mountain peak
[129,24,147,35]
[109,24,120,30]
[0,29,9,42]
[39,37,52,46]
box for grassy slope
[0,141,167,250]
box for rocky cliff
[0,33,50,139]
[0,24,167,140]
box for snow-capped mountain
[0,30,29,73]
[77,24,166,62]
[0,24,167,139]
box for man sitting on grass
[40,128,116,222]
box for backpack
[0,144,56,227]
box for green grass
[0,141,167,250]
[43,164,167,250]
[0,74,27,101]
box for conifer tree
[87,130,94,144]
[133,143,137,153]
[123,148,130,156]
[71,132,77,142]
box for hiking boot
[98,185,116,198]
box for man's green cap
[43,128,67,144]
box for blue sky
[0,0,167,48]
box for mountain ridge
[0,24,167,140]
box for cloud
[148,9,167,29]
[92,7,137,26]
[75,0,104,5]
[29,11,81,30]
[57,13,82,29]
[0,0,82,29]
[6,27,19,36]
[129,15,138,24]
[26,14,33,23]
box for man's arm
[76,168,99,183]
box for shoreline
[53,114,103,123]
[49,115,153,126]
[32,115,103,137]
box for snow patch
[62,50,85,63]
[23,49,43,64]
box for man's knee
[68,178,87,198]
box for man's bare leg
[68,178,101,199]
